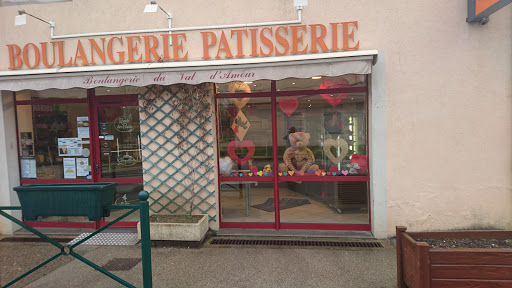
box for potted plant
[396,226,512,288]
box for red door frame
[216,79,372,231]
[14,90,142,229]
[91,94,143,228]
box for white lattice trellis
[138,84,217,227]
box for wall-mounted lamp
[143,0,173,45]
[15,8,54,27]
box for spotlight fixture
[15,8,54,27]
[144,0,172,17]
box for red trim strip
[280,223,371,231]
[220,222,276,229]
[25,221,96,229]
[20,179,94,184]
[278,176,369,182]
[219,176,274,182]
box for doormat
[252,198,311,212]
[67,233,139,246]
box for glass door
[91,95,143,227]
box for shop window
[16,102,91,180]
[276,74,367,91]
[216,76,369,227]
[277,93,367,174]
[217,97,273,174]
[216,80,271,94]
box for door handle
[95,165,103,175]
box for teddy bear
[278,132,319,174]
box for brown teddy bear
[278,132,319,174]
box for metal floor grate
[102,258,142,271]
[209,239,383,248]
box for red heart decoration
[329,165,338,173]
[279,97,299,117]
[320,78,350,107]
[350,153,368,173]
[250,166,258,174]
[227,140,255,165]
[228,107,237,118]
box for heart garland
[279,97,299,117]
[320,78,351,107]
[227,140,255,165]
[323,138,349,164]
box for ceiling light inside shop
[311,76,322,79]
[244,81,253,84]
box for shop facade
[0,1,511,238]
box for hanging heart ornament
[232,98,251,109]
[320,78,350,107]
[279,97,299,117]
[227,140,256,165]
[323,138,348,164]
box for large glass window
[216,76,369,228]
[17,102,91,180]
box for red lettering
[73,40,89,65]
[143,35,159,62]
[56,41,72,67]
[309,24,328,53]
[107,37,125,64]
[40,42,57,68]
[126,36,142,63]
[259,27,273,56]
[291,25,308,54]
[201,32,216,59]
[22,43,40,69]
[275,26,289,56]
[215,31,233,59]
[7,44,22,70]
[341,21,359,50]
[89,38,106,65]
[231,29,248,57]
[171,33,188,60]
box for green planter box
[13,183,118,221]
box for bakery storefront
[0,2,387,236]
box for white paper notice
[63,158,76,179]
[76,158,89,177]
[58,138,83,156]
[77,116,90,138]
[20,159,37,179]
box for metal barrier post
[139,191,153,288]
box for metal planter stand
[0,191,152,288]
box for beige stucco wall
[0,1,511,237]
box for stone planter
[138,214,208,242]
[396,226,512,288]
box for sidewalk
[1,236,397,288]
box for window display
[217,75,369,227]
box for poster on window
[76,158,89,177]
[77,116,90,138]
[20,159,37,179]
[20,132,34,157]
[63,158,76,179]
[58,138,83,156]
